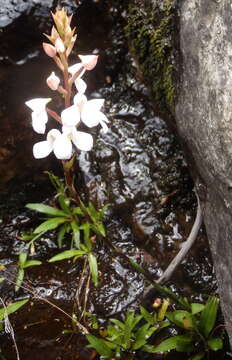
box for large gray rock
[126,0,232,344]
[176,0,232,341]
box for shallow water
[0,1,227,359]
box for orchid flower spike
[33,127,93,160]
[25,98,51,134]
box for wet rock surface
[0,0,222,359]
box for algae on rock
[126,0,178,121]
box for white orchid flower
[25,98,51,134]
[62,126,93,152]
[74,94,109,133]
[33,127,93,160]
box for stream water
[0,1,228,359]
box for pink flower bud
[55,37,65,53]
[42,43,57,58]
[78,54,99,70]
[46,72,60,91]
[152,298,162,309]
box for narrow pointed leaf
[191,303,205,315]
[86,335,113,357]
[26,203,68,217]
[88,253,98,286]
[23,260,42,268]
[199,296,219,337]
[34,217,68,233]
[0,299,29,321]
[49,249,86,262]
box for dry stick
[143,192,203,299]
[157,192,203,284]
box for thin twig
[1,269,89,335]
[0,297,20,360]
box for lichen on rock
[126,0,178,121]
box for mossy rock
[126,0,179,122]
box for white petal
[86,99,104,111]
[81,102,105,128]
[33,140,53,159]
[53,134,73,160]
[61,105,80,127]
[25,98,51,112]
[99,119,109,134]
[73,93,87,108]
[68,63,85,77]
[47,129,61,143]
[71,130,93,151]
[74,78,87,94]
[78,55,98,70]
[31,111,48,134]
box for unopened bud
[152,298,162,309]
[78,54,99,70]
[55,37,65,53]
[43,43,57,57]
[46,72,60,91]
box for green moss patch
[126,0,177,119]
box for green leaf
[90,222,106,237]
[176,336,194,352]
[15,268,24,292]
[191,303,205,315]
[23,260,42,269]
[26,203,68,217]
[199,296,219,337]
[110,318,125,330]
[207,337,223,351]
[0,277,5,283]
[188,352,205,360]
[46,171,65,193]
[80,223,91,250]
[71,221,80,249]
[133,324,157,350]
[34,217,68,234]
[143,335,192,353]
[0,299,29,321]
[140,306,156,325]
[166,311,194,330]
[19,252,27,266]
[49,249,86,262]
[158,298,170,321]
[88,253,98,286]
[58,194,71,214]
[57,224,67,248]
[86,334,113,357]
